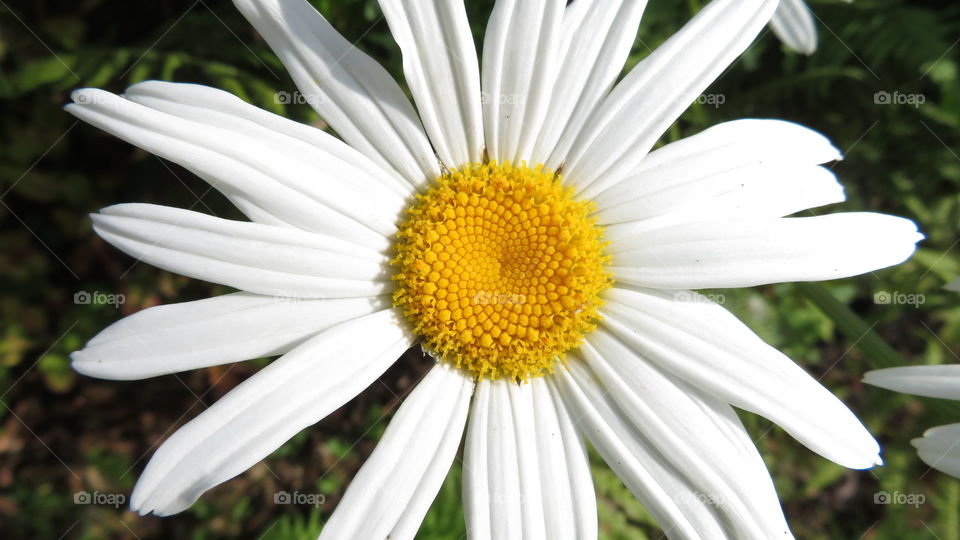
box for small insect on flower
[68,0,920,538]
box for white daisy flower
[770,0,853,55]
[68,0,922,537]
[865,366,960,478]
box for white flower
[68,0,921,538]
[769,0,853,55]
[865,366,960,478]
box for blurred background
[1,0,959,538]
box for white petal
[625,118,843,174]
[945,277,960,292]
[463,377,596,540]
[532,377,598,540]
[232,0,439,185]
[594,119,844,227]
[602,287,882,469]
[130,308,413,516]
[319,362,474,540]
[464,379,543,539]
[66,89,395,250]
[228,196,298,229]
[535,0,648,168]
[378,0,484,168]
[610,213,922,290]
[562,0,779,197]
[576,331,792,538]
[481,0,564,164]
[769,0,818,55]
[553,358,729,539]
[124,81,414,198]
[863,365,960,401]
[463,380,519,539]
[72,293,388,380]
[913,424,960,478]
[92,204,390,299]
[601,165,843,237]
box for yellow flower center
[392,162,611,380]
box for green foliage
[1,0,959,538]
[260,508,325,540]
[592,450,658,539]
[416,464,468,540]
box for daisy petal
[319,362,474,540]
[123,81,414,198]
[864,365,960,401]
[232,0,439,185]
[594,119,844,227]
[602,287,882,469]
[379,0,484,167]
[534,377,598,540]
[610,213,922,289]
[227,196,297,229]
[130,308,413,516]
[66,89,397,249]
[562,0,778,197]
[92,204,390,299]
[535,0,648,168]
[464,378,596,539]
[575,331,791,538]
[769,0,818,55]
[482,0,564,163]
[553,357,730,539]
[601,165,842,237]
[72,293,388,380]
[913,424,960,478]
[462,380,520,538]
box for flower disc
[393,162,611,380]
